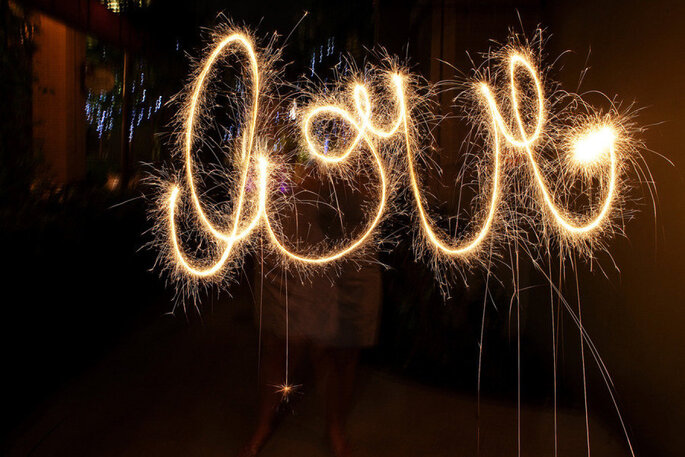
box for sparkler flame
[572,125,616,165]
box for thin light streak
[476,242,494,456]
[575,258,592,457]
[548,250,558,457]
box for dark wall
[547,1,685,455]
[375,0,685,455]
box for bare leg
[238,335,306,457]
[325,348,359,457]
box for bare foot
[328,425,352,457]
[236,443,260,457]
[237,423,273,457]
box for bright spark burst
[274,382,301,401]
[572,125,616,166]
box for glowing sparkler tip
[257,154,270,172]
[169,185,180,204]
[572,126,616,165]
[274,382,300,401]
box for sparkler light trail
[169,32,261,278]
[159,31,624,280]
[149,23,647,457]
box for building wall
[32,13,86,184]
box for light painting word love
[154,29,633,289]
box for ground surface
[6,292,628,457]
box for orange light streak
[164,31,621,280]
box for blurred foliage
[84,36,170,172]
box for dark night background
[1,1,684,456]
